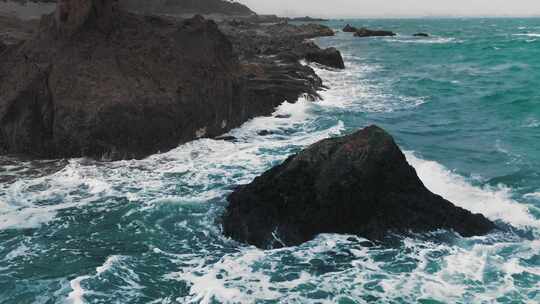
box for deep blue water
[1,18,539,303]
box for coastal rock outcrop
[223,126,496,249]
[305,46,345,69]
[342,24,357,32]
[413,32,429,37]
[354,28,396,37]
[0,1,341,159]
[0,1,261,159]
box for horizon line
[279,14,540,19]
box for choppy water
[1,18,540,303]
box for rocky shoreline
[0,1,497,247]
[0,0,344,159]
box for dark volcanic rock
[0,1,278,159]
[223,126,496,249]
[0,1,340,159]
[414,33,430,37]
[0,15,39,45]
[342,24,357,32]
[256,130,275,136]
[354,28,396,37]
[305,46,345,69]
[220,22,341,70]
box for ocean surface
[1,18,540,303]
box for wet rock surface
[305,46,345,69]
[223,126,496,249]
[0,1,343,159]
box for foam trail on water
[311,58,426,112]
[513,33,540,37]
[385,36,461,44]
[0,160,113,230]
[67,256,121,304]
[0,96,344,231]
[405,151,539,229]
[524,192,540,200]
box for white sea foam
[171,141,539,303]
[4,243,31,261]
[0,95,346,232]
[311,57,426,112]
[513,33,540,37]
[385,37,460,44]
[405,151,538,229]
[66,256,122,304]
[524,192,540,200]
[523,118,540,128]
[175,232,540,304]
[0,160,114,230]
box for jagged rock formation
[305,46,344,69]
[0,0,341,159]
[223,126,496,249]
[0,1,256,158]
[220,21,343,69]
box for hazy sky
[240,0,540,18]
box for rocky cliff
[0,0,339,159]
[0,1,254,158]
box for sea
[1,18,539,303]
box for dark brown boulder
[223,126,496,249]
[305,47,345,69]
[354,28,396,37]
[342,24,357,32]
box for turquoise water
[1,18,540,303]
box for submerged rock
[342,24,357,32]
[223,126,496,249]
[354,28,396,37]
[414,33,430,37]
